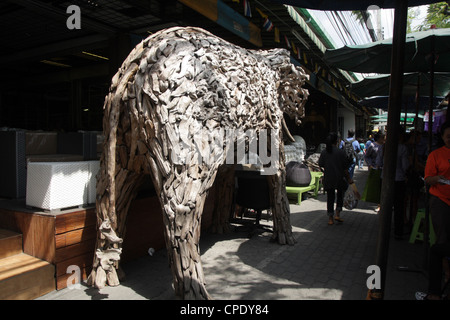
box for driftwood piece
[210,165,235,234]
[88,26,308,300]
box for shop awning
[352,72,450,98]
[360,95,443,112]
[285,6,327,54]
[370,113,423,124]
[285,6,357,84]
[324,28,450,74]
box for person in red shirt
[425,124,450,208]
[419,121,450,300]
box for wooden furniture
[0,203,96,291]
[285,171,323,205]
[0,187,216,294]
[0,228,55,299]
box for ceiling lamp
[40,60,71,68]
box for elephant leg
[88,166,144,288]
[211,164,235,234]
[114,169,145,238]
[160,164,217,299]
[268,166,296,245]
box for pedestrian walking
[362,131,385,209]
[357,138,365,169]
[319,132,353,225]
[339,129,361,179]
[365,133,374,150]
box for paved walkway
[38,166,431,300]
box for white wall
[337,105,355,139]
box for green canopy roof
[324,28,450,74]
[351,72,450,98]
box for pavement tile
[37,166,436,301]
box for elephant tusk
[282,117,295,142]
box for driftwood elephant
[87,26,308,299]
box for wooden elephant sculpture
[87,26,309,299]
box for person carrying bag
[362,131,385,204]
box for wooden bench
[286,171,323,205]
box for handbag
[344,183,361,210]
[361,168,382,203]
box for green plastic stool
[409,208,436,246]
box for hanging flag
[255,7,267,19]
[243,0,252,17]
[284,35,291,49]
[297,48,301,60]
[262,17,274,32]
[303,52,307,64]
[291,42,297,55]
[274,27,280,43]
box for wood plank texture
[55,225,96,249]
[53,208,97,289]
[0,208,55,262]
[55,239,97,264]
[0,229,22,259]
[0,253,55,300]
[55,208,96,234]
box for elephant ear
[278,64,309,126]
[255,48,309,126]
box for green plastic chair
[409,208,436,246]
